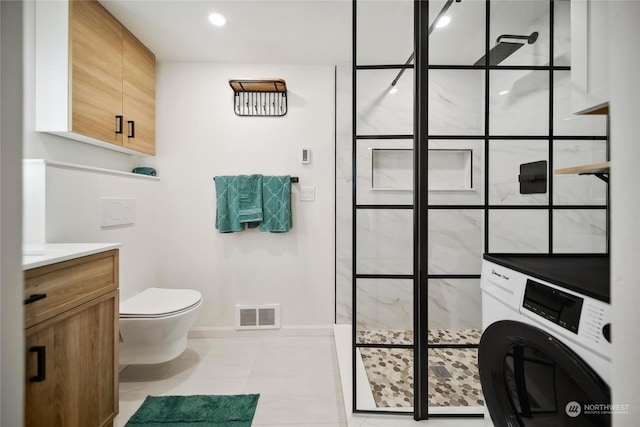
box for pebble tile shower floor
[357,329,485,408]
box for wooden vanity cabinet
[24,250,119,427]
[36,0,156,156]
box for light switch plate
[300,186,315,201]
[101,198,135,227]
[301,148,311,164]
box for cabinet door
[123,28,156,155]
[70,0,124,145]
[25,291,119,427]
[571,0,609,114]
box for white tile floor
[115,335,347,427]
[115,333,488,427]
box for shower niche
[369,148,473,192]
[428,149,473,191]
[371,149,413,191]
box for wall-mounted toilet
[119,287,202,365]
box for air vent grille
[235,304,280,330]
[239,308,257,327]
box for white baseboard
[188,324,334,339]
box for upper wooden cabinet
[123,28,156,155]
[571,0,609,115]
[36,0,156,156]
[70,0,124,147]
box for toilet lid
[120,287,202,317]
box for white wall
[155,63,336,330]
[22,0,337,331]
[23,161,160,301]
[1,1,24,425]
[21,0,159,302]
[609,1,640,424]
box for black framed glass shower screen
[352,0,417,416]
[352,0,608,421]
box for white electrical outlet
[300,186,315,201]
[101,198,136,227]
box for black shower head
[474,42,524,66]
[474,32,539,66]
[497,31,539,45]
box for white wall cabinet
[35,0,156,156]
[571,0,609,115]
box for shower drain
[429,365,453,379]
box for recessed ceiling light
[208,12,227,27]
[498,90,510,96]
[436,16,451,29]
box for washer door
[479,320,610,427]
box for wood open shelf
[554,161,610,175]
[229,78,287,93]
[555,161,609,183]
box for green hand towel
[215,176,244,233]
[260,175,292,233]
[238,174,263,226]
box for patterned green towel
[215,176,243,233]
[237,174,263,225]
[215,175,292,233]
[260,176,292,232]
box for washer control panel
[521,277,611,360]
[581,301,609,345]
[522,279,583,334]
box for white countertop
[23,243,122,270]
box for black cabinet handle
[29,346,46,383]
[116,115,123,134]
[24,294,46,305]
[128,120,135,138]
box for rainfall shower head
[474,32,539,66]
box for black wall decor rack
[229,78,288,117]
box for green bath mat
[125,394,260,427]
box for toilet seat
[120,287,202,318]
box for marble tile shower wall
[336,1,608,332]
[336,66,353,325]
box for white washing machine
[478,255,611,427]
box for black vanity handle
[115,115,124,134]
[23,294,46,305]
[29,346,46,383]
[128,120,135,138]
